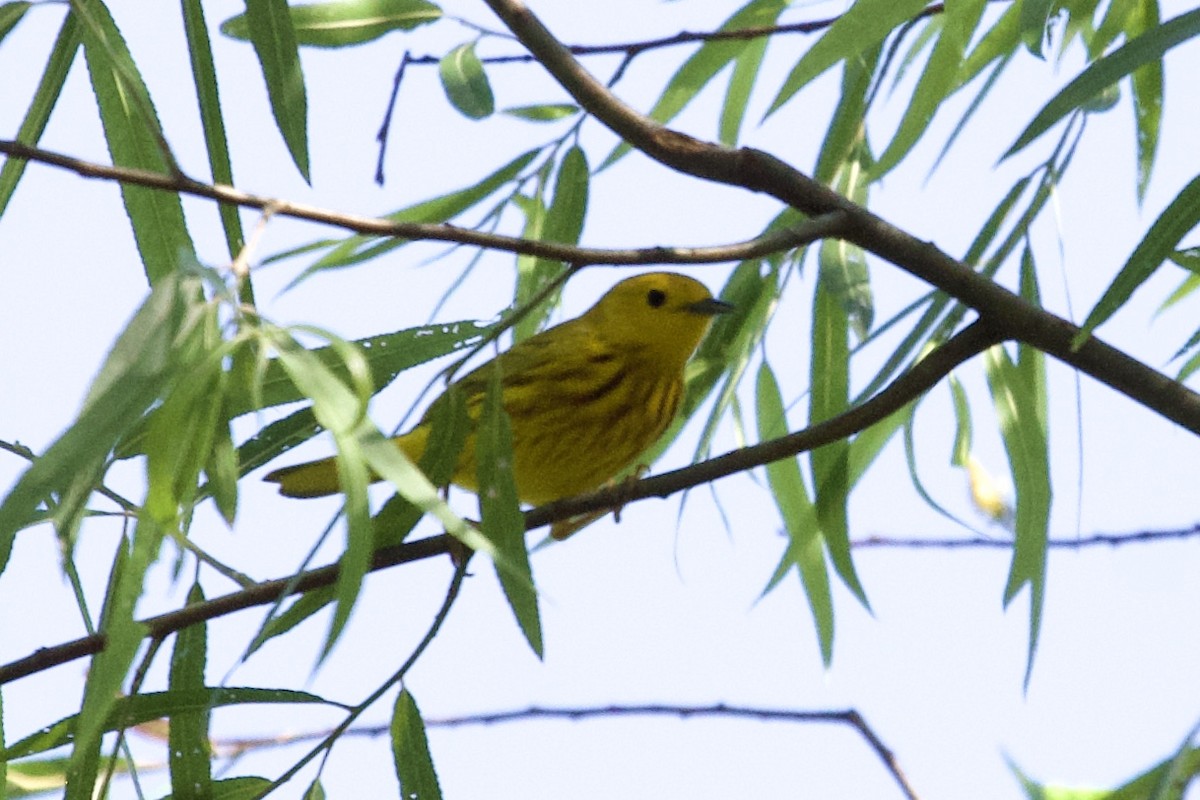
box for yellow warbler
[264,272,731,509]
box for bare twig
[211,704,919,800]
[0,139,838,269]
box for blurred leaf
[872,0,987,179]
[0,13,79,218]
[245,0,311,180]
[503,103,579,121]
[477,365,541,656]
[66,521,158,797]
[719,19,770,145]
[1075,173,1200,345]
[949,373,972,467]
[515,146,589,341]
[602,0,788,168]
[304,779,327,800]
[810,278,868,609]
[1005,7,1200,158]
[1019,0,1058,58]
[304,149,538,273]
[247,586,335,656]
[440,42,494,119]
[222,0,440,47]
[0,2,30,42]
[1127,1,1163,202]
[986,322,1051,685]
[814,41,880,185]
[392,690,442,800]
[0,272,198,571]
[756,362,833,665]
[182,0,245,257]
[6,688,332,759]
[767,0,927,116]
[79,0,196,283]
[169,584,212,800]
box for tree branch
[0,139,840,269]
[212,704,919,800]
[479,0,1200,436]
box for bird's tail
[264,429,429,498]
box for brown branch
[479,0,1200,437]
[0,139,838,269]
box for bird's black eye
[647,288,667,308]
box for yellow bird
[264,272,731,512]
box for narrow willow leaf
[516,146,589,342]
[222,0,440,47]
[814,42,880,185]
[360,428,494,556]
[0,12,79,217]
[948,373,972,467]
[66,519,160,797]
[477,365,541,656]
[959,0,1021,86]
[602,0,788,168]
[169,584,212,800]
[392,690,442,800]
[767,0,927,116]
[1127,1,1163,202]
[0,272,196,571]
[872,0,987,179]
[1018,0,1057,57]
[984,340,1050,686]
[246,0,311,180]
[439,42,493,119]
[183,0,245,257]
[809,279,867,609]
[756,362,833,665]
[719,25,769,146]
[6,688,333,760]
[304,149,538,273]
[1005,6,1200,158]
[323,431,373,661]
[0,1,30,42]
[79,0,196,282]
[1075,173,1200,345]
[247,586,335,656]
[502,103,579,122]
[512,190,548,344]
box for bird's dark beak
[687,298,734,316]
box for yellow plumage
[264,272,730,508]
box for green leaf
[247,586,335,655]
[476,365,541,656]
[515,146,589,342]
[767,0,927,116]
[809,278,868,609]
[66,520,160,798]
[602,0,788,168]
[169,584,212,800]
[303,149,538,274]
[245,0,311,180]
[183,0,246,257]
[222,0,441,47]
[756,362,833,665]
[814,42,880,185]
[872,0,987,179]
[391,690,442,800]
[1005,6,1200,158]
[0,2,30,43]
[6,688,333,760]
[1075,173,1200,345]
[1127,1,1163,202]
[0,12,79,219]
[985,298,1051,686]
[719,21,770,145]
[1019,0,1058,57]
[0,272,197,571]
[439,42,494,119]
[78,0,196,283]
[502,103,579,122]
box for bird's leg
[549,465,649,540]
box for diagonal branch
[0,139,841,269]
[479,0,1200,437]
